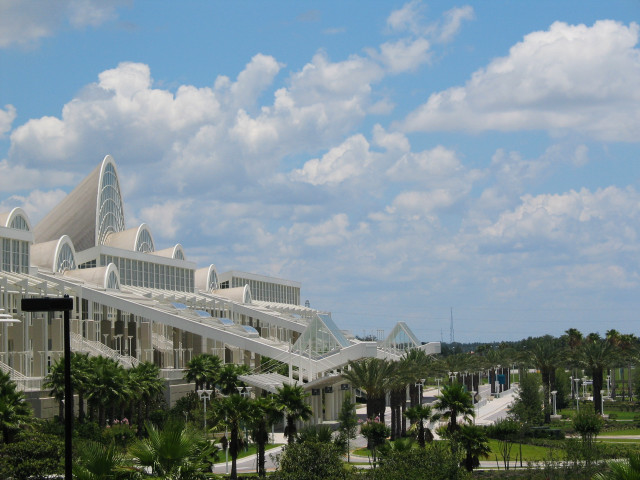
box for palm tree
[571,333,618,414]
[594,453,640,480]
[71,353,91,423]
[215,394,253,480]
[43,357,66,422]
[404,404,439,448]
[85,356,127,426]
[218,363,250,395]
[184,353,222,392]
[521,335,562,422]
[342,358,394,421]
[129,419,217,480]
[433,383,474,434]
[274,383,312,444]
[73,440,126,480]
[248,396,281,477]
[456,424,491,472]
[128,362,165,435]
[0,371,32,443]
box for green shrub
[0,432,64,480]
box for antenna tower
[449,307,455,343]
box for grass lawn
[233,443,282,461]
[599,429,640,436]
[353,440,563,463]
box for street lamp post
[606,375,611,398]
[600,390,605,416]
[415,379,425,405]
[574,378,580,411]
[21,296,73,480]
[551,390,557,416]
[436,378,442,395]
[197,389,213,434]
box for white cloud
[387,1,424,35]
[0,0,127,48]
[369,37,431,74]
[0,105,16,137]
[480,186,640,251]
[289,213,352,247]
[138,199,193,240]
[386,145,465,183]
[0,159,76,193]
[0,189,69,224]
[403,20,640,141]
[386,1,472,42]
[439,6,474,43]
[290,134,373,185]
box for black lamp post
[22,295,74,480]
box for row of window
[1,238,29,273]
[99,254,195,291]
[230,277,300,305]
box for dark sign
[312,388,320,396]
[341,384,350,390]
[324,386,333,394]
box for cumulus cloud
[0,159,76,192]
[0,188,69,224]
[480,186,640,253]
[403,20,640,141]
[290,134,373,185]
[0,0,127,48]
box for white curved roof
[34,155,126,251]
[152,243,185,260]
[195,264,218,292]
[63,263,121,290]
[213,285,252,304]
[31,235,77,272]
[104,223,155,252]
[0,208,32,231]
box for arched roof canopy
[62,263,120,290]
[135,224,155,253]
[195,264,218,292]
[96,156,126,246]
[4,208,32,231]
[54,236,77,273]
[243,284,252,304]
[151,243,185,260]
[34,155,126,251]
[103,223,154,252]
[105,263,121,290]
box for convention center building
[0,155,439,420]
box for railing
[159,368,186,381]
[0,361,43,391]
[71,333,139,368]
[152,332,174,352]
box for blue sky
[1,1,639,343]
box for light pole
[436,378,442,395]
[21,296,73,480]
[606,375,611,398]
[574,378,580,411]
[415,379,425,405]
[215,388,230,474]
[197,388,213,434]
[600,390,605,416]
[551,390,557,416]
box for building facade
[0,155,439,420]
